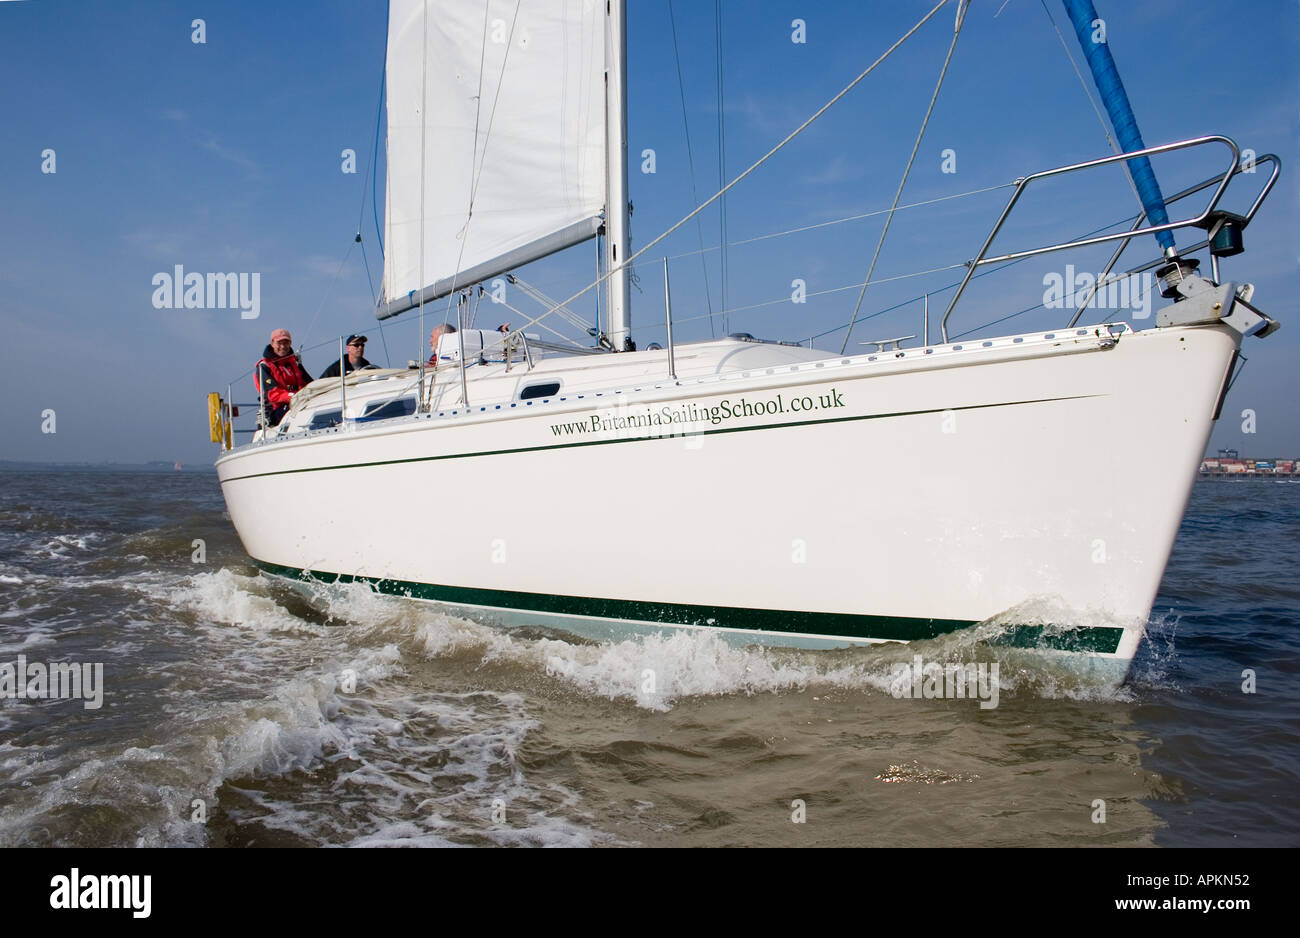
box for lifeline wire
[512,0,953,347]
[841,0,968,353]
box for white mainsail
[378,0,608,320]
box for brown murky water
[1,469,1295,847]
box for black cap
[346,334,368,345]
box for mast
[604,0,633,351]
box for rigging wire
[594,234,602,338]
[358,26,388,366]
[664,182,1015,261]
[840,0,968,353]
[232,202,1138,392]
[356,44,386,255]
[1036,0,1144,214]
[527,0,952,340]
[619,203,1141,349]
[1038,0,1118,155]
[358,238,391,367]
[372,33,387,258]
[358,240,377,302]
[667,0,716,337]
[951,269,1156,340]
[467,286,482,329]
[300,18,389,363]
[805,212,1141,344]
[508,275,594,333]
[491,295,592,349]
[301,242,357,346]
[225,0,1178,392]
[375,299,393,368]
[640,261,971,335]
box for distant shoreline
[1199,473,1299,480]
[0,461,215,474]
[2,457,1292,481]
[1200,456,1296,479]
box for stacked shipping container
[1199,457,1300,477]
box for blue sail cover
[1063,0,1176,252]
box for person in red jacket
[256,328,313,427]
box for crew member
[427,323,457,369]
[256,328,312,427]
[319,334,375,379]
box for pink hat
[270,329,291,343]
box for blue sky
[1,0,1296,464]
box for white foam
[289,578,1085,710]
[211,685,608,847]
[414,615,881,710]
[402,593,1147,708]
[0,554,629,847]
[18,564,1140,848]
[161,568,329,636]
[347,822,464,848]
[0,629,57,655]
[134,570,609,845]
[35,533,103,558]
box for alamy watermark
[1,656,103,710]
[50,869,150,918]
[890,654,999,709]
[1043,264,1153,319]
[151,264,260,319]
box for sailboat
[212,0,1280,685]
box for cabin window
[308,409,343,431]
[520,381,561,401]
[359,397,417,422]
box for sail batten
[380,0,607,321]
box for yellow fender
[208,393,223,443]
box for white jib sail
[379,0,607,320]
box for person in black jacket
[319,334,375,379]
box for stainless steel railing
[940,135,1279,341]
[1066,152,1279,327]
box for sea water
[0,467,1295,847]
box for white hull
[217,322,1240,681]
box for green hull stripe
[252,560,1123,654]
[989,625,1124,655]
[221,395,1095,483]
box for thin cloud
[200,135,262,180]
[221,244,262,266]
[123,228,189,257]
[302,254,346,278]
[801,156,857,186]
[729,93,799,138]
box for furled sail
[377,0,607,321]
